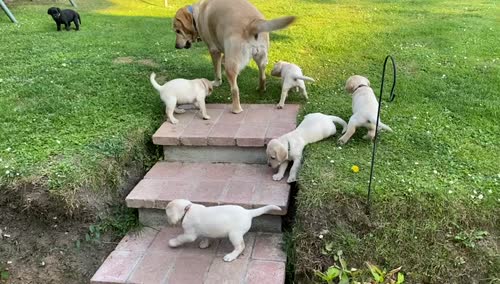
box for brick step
[91,227,286,284]
[153,104,298,147]
[126,161,290,231]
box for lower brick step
[91,227,286,284]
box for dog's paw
[223,254,237,262]
[276,103,284,109]
[212,80,222,87]
[169,118,179,124]
[168,238,179,248]
[338,138,347,145]
[232,107,243,114]
[203,115,211,120]
[287,176,297,183]
[273,174,284,181]
[199,239,210,249]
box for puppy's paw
[223,254,237,262]
[287,176,297,183]
[169,118,179,124]
[273,174,284,181]
[199,239,210,249]
[212,80,222,87]
[168,238,180,248]
[232,107,243,114]
[203,115,211,120]
[362,134,374,141]
[338,138,347,145]
[276,103,284,109]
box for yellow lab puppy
[173,0,295,114]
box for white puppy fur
[166,199,280,262]
[266,113,347,183]
[271,61,315,109]
[150,72,213,124]
[338,75,393,144]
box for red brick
[216,233,255,260]
[147,227,183,253]
[206,104,229,110]
[127,251,174,284]
[179,121,213,146]
[90,251,143,284]
[217,109,247,125]
[178,238,220,257]
[265,124,295,144]
[188,180,226,205]
[252,233,286,262]
[244,108,274,125]
[245,260,285,284]
[126,179,167,208]
[204,258,248,284]
[155,180,196,208]
[115,227,158,252]
[252,184,289,214]
[207,124,239,146]
[165,255,213,284]
[152,113,195,145]
[144,162,183,179]
[220,181,255,208]
[202,163,236,180]
[235,124,267,147]
[232,164,270,182]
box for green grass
[1,0,499,282]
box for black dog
[47,7,81,31]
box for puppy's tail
[293,75,315,82]
[149,72,162,92]
[329,116,348,134]
[248,205,281,218]
[249,16,296,36]
[378,122,393,132]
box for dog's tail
[249,16,296,36]
[329,116,348,134]
[248,205,281,218]
[150,72,162,92]
[293,75,315,82]
[378,122,393,132]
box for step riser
[164,146,267,164]
[139,208,282,233]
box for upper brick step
[153,104,299,147]
[91,227,286,284]
[126,161,290,215]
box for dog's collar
[180,204,192,224]
[187,5,199,40]
[353,84,369,93]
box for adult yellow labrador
[173,0,295,114]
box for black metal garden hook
[366,55,397,215]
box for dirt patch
[0,206,117,284]
[113,57,159,68]
[136,59,159,68]
[113,56,134,64]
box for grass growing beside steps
[1,0,499,282]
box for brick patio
[152,104,299,147]
[91,227,286,284]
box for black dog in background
[47,7,81,31]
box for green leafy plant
[366,263,404,284]
[315,250,357,284]
[452,230,489,248]
[0,264,9,283]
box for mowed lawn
[0,0,499,283]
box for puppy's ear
[276,142,288,162]
[57,8,61,13]
[271,62,283,77]
[47,8,51,14]
[200,79,213,95]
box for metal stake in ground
[0,0,18,24]
[366,55,397,215]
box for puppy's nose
[184,41,192,49]
[175,44,183,49]
[267,163,271,167]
